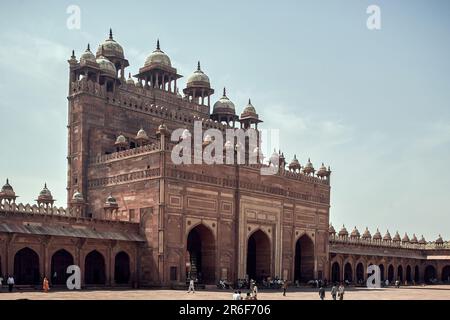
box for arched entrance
[397,265,403,282]
[14,247,40,285]
[51,249,74,285]
[294,235,314,282]
[424,265,436,283]
[114,251,130,284]
[85,250,106,285]
[379,264,385,281]
[187,224,216,284]
[442,266,450,283]
[246,230,271,282]
[344,262,353,283]
[414,265,420,283]
[331,262,340,283]
[406,265,412,283]
[388,265,394,282]
[356,263,364,283]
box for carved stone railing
[90,142,161,164]
[330,234,450,250]
[0,202,76,217]
[88,168,161,188]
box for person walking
[319,286,325,300]
[252,284,258,300]
[282,280,288,296]
[331,283,338,300]
[43,276,50,293]
[338,283,345,300]
[187,278,195,293]
[7,275,14,292]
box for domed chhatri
[410,234,418,244]
[383,230,392,241]
[419,235,427,245]
[373,228,382,241]
[72,190,84,202]
[316,163,331,179]
[288,155,301,172]
[96,28,125,60]
[115,134,127,146]
[302,158,315,176]
[0,178,18,203]
[402,233,410,243]
[36,183,55,207]
[126,72,135,85]
[80,44,96,64]
[338,225,348,237]
[211,88,239,125]
[136,127,149,145]
[183,61,214,106]
[96,46,117,77]
[156,123,170,137]
[436,234,444,245]
[350,226,360,239]
[329,223,336,235]
[145,39,171,67]
[240,99,262,130]
[105,194,118,207]
[362,227,372,240]
[393,231,401,242]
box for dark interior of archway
[388,265,394,282]
[379,265,385,281]
[114,252,130,284]
[187,225,216,284]
[442,266,450,282]
[294,236,314,282]
[356,263,364,282]
[414,266,420,282]
[246,230,271,282]
[406,266,412,282]
[14,248,40,285]
[331,262,340,283]
[424,265,436,283]
[397,266,403,281]
[344,263,352,282]
[85,251,106,285]
[51,249,74,285]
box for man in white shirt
[7,275,14,292]
[187,278,195,293]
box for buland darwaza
[0,29,449,288]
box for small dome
[362,227,372,240]
[105,194,118,207]
[373,228,382,240]
[96,52,117,77]
[144,39,171,67]
[338,225,348,237]
[350,226,360,239]
[115,134,127,146]
[243,99,256,114]
[393,231,401,242]
[126,73,135,85]
[288,155,301,171]
[402,233,410,243]
[419,235,426,244]
[317,163,328,178]
[436,234,444,244]
[0,178,15,197]
[136,128,149,141]
[38,183,53,201]
[96,29,124,59]
[80,44,96,63]
[212,88,236,115]
[269,150,279,166]
[72,190,84,202]
[302,158,315,175]
[410,234,418,244]
[186,61,210,87]
[383,230,392,241]
[329,224,336,234]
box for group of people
[232,282,259,300]
[0,275,50,293]
[319,283,345,300]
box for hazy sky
[0,0,449,240]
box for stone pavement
[1,285,450,300]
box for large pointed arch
[186,223,216,284]
[246,229,271,282]
[51,249,74,285]
[85,250,106,285]
[294,234,314,283]
[14,247,40,285]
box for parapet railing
[90,142,161,164]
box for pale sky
[0,0,449,240]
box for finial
[294,154,297,160]
[197,61,201,71]
[109,28,113,40]
[71,50,75,58]
[6,178,9,184]
[157,39,160,50]
[248,98,251,105]
[44,182,47,188]
[129,72,131,78]
[87,43,90,51]
[223,87,226,96]
[322,162,324,166]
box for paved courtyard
[1,285,450,300]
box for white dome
[144,40,171,67]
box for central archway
[51,249,74,285]
[186,224,216,284]
[294,235,314,282]
[246,229,271,282]
[85,250,106,285]
[14,247,40,285]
